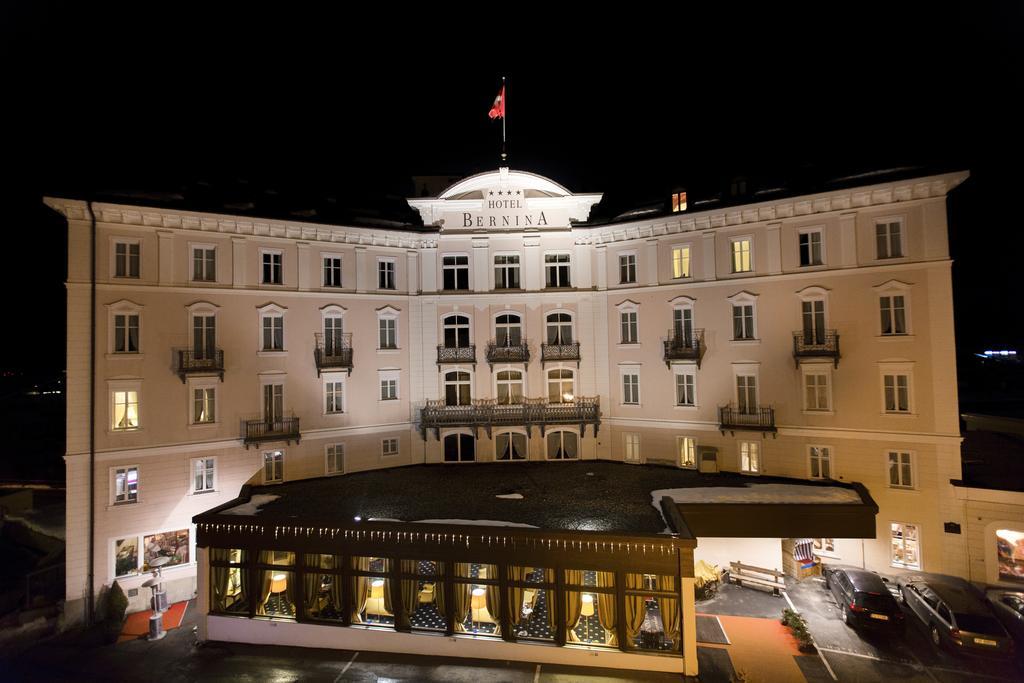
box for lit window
[547,368,574,403]
[112,390,139,430]
[731,238,752,273]
[113,314,140,353]
[880,295,907,335]
[323,256,342,287]
[264,450,284,483]
[678,437,696,468]
[621,372,639,405]
[671,192,687,213]
[804,371,830,411]
[378,259,396,290]
[671,245,691,279]
[888,451,913,488]
[261,250,283,285]
[623,432,641,462]
[740,441,760,474]
[876,220,903,259]
[890,522,920,569]
[809,446,831,479]
[798,231,823,267]
[675,371,695,406]
[193,387,216,423]
[442,255,470,290]
[883,374,910,413]
[192,458,215,493]
[494,254,520,289]
[381,438,399,458]
[193,246,216,282]
[114,240,140,278]
[544,253,571,288]
[113,466,138,504]
[618,253,637,284]
[995,530,1024,584]
[326,444,344,474]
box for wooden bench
[728,561,786,596]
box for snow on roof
[221,494,281,515]
[652,484,862,508]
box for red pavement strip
[117,600,189,643]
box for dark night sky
[2,3,1022,375]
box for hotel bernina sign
[441,188,569,230]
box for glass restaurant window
[455,563,500,635]
[509,566,555,641]
[625,573,679,652]
[210,548,250,615]
[256,550,296,619]
[351,556,393,625]
[565,569,616,646]
[303,554,344,622]
[401,560,445,631]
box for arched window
[546,431,578,460]
[443,314,471,348]
[443,433,475,462]
[495,432,527,461]
[444,370,472,406]
[495,313,522,347]
[547,368,575,403]
[546,313,573,345]
[496,370,523,404]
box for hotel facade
[48,167,989,674]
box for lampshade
[370,578,385,600]
[562,392,574,402]
[477,566,488,579]
[270,573,287,594]
[470,587,486,610]
[581,593,595,617]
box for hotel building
[47,166,981,674]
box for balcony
[242,416,301,448]
[662,329,705,368]
[485,340,530,368]
[718,404,776,436]
[314,332,353,376]
[792,330,841,368]
[419,396,600,439]
[541,342,581,367]
[436,344,476,366]
[175,348,224,383]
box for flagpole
[501,76,507,163]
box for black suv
[824,566,904,631]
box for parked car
[987,589,1024,663]
[898,574,1015,660]
[823,566,904,631]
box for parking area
[787,574,1021,682]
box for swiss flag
[488,86,505,120]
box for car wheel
[824,576,830,590]
[930,624,942,650]
[843,606,852,626]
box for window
[113,240,140,278]
[730,238,752,273]
[323,256,343,287]
[325,378,345,414]
[890,522,920,569]
[442,314,471,348]
[996,530,1024,585]
[803,370,830,411]
[193,386,216,423]
[546,431,578,459]
[379,370,399,401]
[544,253,571,288]
[883,373,911,413]
[545,312,573,345]
[740,441,760,474]
[809,446,831,479]
[547,368,574,403]
[678,437,696,468]
[672,303,695,345]
[443,433,475,462]
[880,295,908,335]
[621,371,640,405]
[378,258,396,290]
[619,309,638,344]
[263,383,284,423]
[888,451,913,488]
[671,245,691,279]
[671,191,687,212]
[442,255,470,290]
[444,370,472,406]
[262,314,284,351]
[494,254,520,289]
[193,246,216,282]
[112,466,139,504]
[675,369,695,407]
[623,432,641,462]
[496,369,523,405]
[377,308,399,349]
[496,432,527,461]
[732,304,755,340]
[618,253,637,284]
[798,230,823,267]
[876,220,903,259]
[326,444,344,474]
[264,450,284,483]
[323,313,345,355]
[113,313,140,353]
[381,438,399,458]
[192,457,216,493]
[801,299,826,345]
[261,250,283,285]
[193,312,216,359]
[494,313,522,347]
[112,389,139,430]
[736,374,757,414]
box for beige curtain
[303,571,320,617]
[486,582,501,636]
[596,571,617,645]
[211,564,229,611]
[453,563,472,631]
[565,569,583,642]
[660,576,680,650]
[434,564,446,625]
[625,572,646,645]
[383,577,394,617]
[351,557,370,623]
[257,551,275,615]
[401,560,418,624]
[507,566,525,628]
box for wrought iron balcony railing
[792,329,840,368]
[540,341,581,366]
[437,344,476,366]
[662,329,705,368]
[718,404,776,435]
[314,332,354,376]
[175,348,225,383]
[420,396,600,439]
[485,340,530,367]
[242,416,301,448]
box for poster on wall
[114,537,139,577]
[996,529,1024,584]
[143,529,190,569]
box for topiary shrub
[101,581,129,644]
[780,607,815,652]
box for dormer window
[671,192,687,213]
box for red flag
[488,85,505,120]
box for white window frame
[879,362,914,415]
[797,227,824,267]
[677,436,697,469]
[441,312,473,348]
[259,248,284,285]
[875,217,905,260]
[322,252,344,288]
[545,429,580,461]
[190,456,217,494]
[106,300,143,355]
[732,363,760,414]
[543,252,572,288]
[874,280,913,337]
[623,432,642,463]
[808,445,832,480]
[442,429,476,463]
[325,443,345,475]
[673,365,697,408]
[616,300,640,345]
[493,311,524,348]
[111,237,141,279]
[494,367,525,405]
[190,242,217,283]
[256,302,286,353]
[887,450,915,489]
[890,521,921,570]
[188,378,219,426]
[729,236,753,274]
[377,257,397,290]
[381,437,400,458]
[379,369,400,402]
[263,450,285,484]
[671,191,687,213]
[443,367,474,406]
[441,253,471,291]
[671,244,692,279]
[544,310,575,346]
[494,428,528,462]
[801,364,832,413]
[109,379,141,432]
[377,306,400,351]
[618,250,638,285]
[110,465,140,505]
[546,366,576,404]
[323,373,347,415]
[726,291,758,341]
[493,252,522,290]
[739,441,761,475]
[259,374,286,423]
[619,365,641,406]
[187,301,219,360]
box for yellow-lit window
[671,246,691,279]
[671,192,687,213]
[731,239,751,273]
[113,391,139,430]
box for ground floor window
[997,529,1024,584]
[678,437,696,468]
[739,441,760,474]
[625,573,680,652]
[496,432,527,461]
[352,556,393,625]
[547,431,579,460]
[210,548,249,614]
[509,566,555,641]
[443,433,475,462]
[403,560,445,631]
[566,570,616,646]
[890,522,921,570]
[304,554,344,622]
[456,563,500,635]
